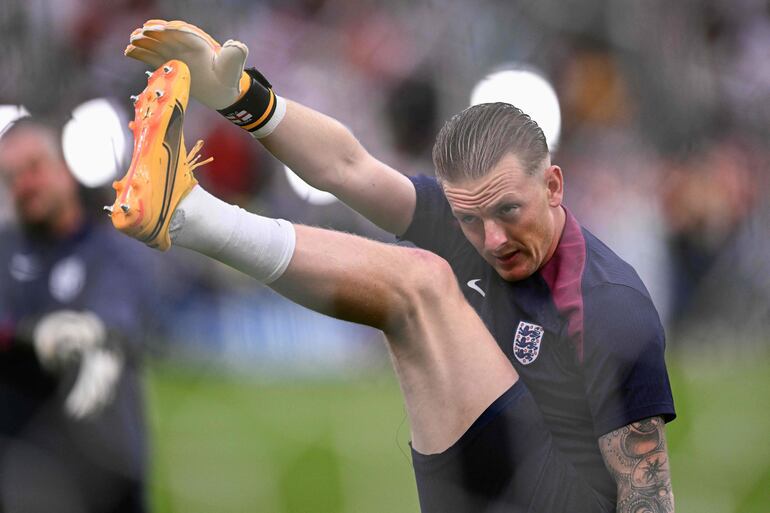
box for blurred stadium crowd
[1,0,768,370]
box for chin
[495,266,531,283]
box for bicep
[598,416,675,512]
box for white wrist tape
[250,95,287,139]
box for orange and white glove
[126,19,248,109]
[126,20,285,138]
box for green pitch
[147,353,770,513]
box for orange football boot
[107,59,212,250]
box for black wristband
[217,68,277,133]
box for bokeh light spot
[470,67,562,151]
[284,165,338,206]
[62,98,127,188]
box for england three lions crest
[513,321,544,365]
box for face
[443,153,565,281]
[0,127,76,227]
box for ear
[544,165,563,207]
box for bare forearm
[261,100,360,192]
[260,100,416,235]
[599,417,675,513]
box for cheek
[15,172,45,196]
[517,215,549,252]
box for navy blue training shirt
[0,221,161,484]
[401,175,676,502]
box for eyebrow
[448,194,522,216]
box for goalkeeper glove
[33,310,106,369]
[33,310,123,419]
[125,19,286,138]
[66,347,123,420]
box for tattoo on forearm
[599,417,675,513]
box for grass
[147,365,418,513]
[664,351,770,513]
[146,352,770,513]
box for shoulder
[581,227,651,299]
[408,175,447,211]
[401,175,476,263]
[578,227,664,346]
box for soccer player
[116,20,676,513]
[0,119,154,513]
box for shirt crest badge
[513,321,544,365]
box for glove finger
[129,33,166,51]
[140,19,170,36]
[139,26,172,42]
[133,30,191,56]
[131,36,193,65]
[214,40,249,87]
[167,20,221,49]
[142,26,214,56]
[143,18,169,28]
[140,24,193,49]
[125,45,166,68]
[65,350,121,419]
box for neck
[49,198,85,239]
[543,205,566,266]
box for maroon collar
[539,207,587,360]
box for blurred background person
[0,119,159,513]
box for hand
[33,310,106,371]
[65,347,123,419]
[126,19,249,110]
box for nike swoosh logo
[467,279,486,297]
[146,100,184,245]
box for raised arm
[125,19,415,235]
[260,100,415,235]
[598,416,675,512]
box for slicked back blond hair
[432,102,549,182]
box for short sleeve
[582,283,676,437]
[399,175,469,261]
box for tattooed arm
[598,416,675,513]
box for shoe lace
[186,139,214,172]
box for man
[117,20,676,512]
[0,119,154,513]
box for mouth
[493,250,519,266]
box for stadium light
[284,165,338,206]
[470,66,562,151]
[0,105,31,137]
[62,98,127,188]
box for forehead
[0,127,58,169]
[442,153,534,207]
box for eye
[459,214,478,224]
[498,204,520,216]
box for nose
[483,219,507,253]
